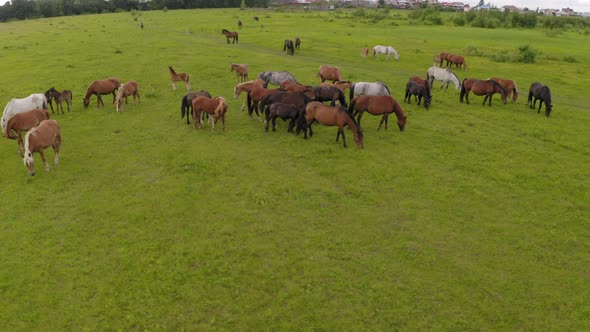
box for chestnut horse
[222,29,238,44]
[301,102,364,148]
[489,77,519,102]
[192,96,228,130]
[320,81,353,94]
[248,86,281,119]
[279,81,314,99]
[82,77,121,108]
[349,95,407,131]
[528,82,553,117]
[5,108,50,155]
[23,119,61,176]
[460,79,507,106]
[233,79,264,112]
[317,65,344,83]
[115,80,141,112]
[181,90,212,124]
[168,66,191,91]
[448,54,467,71]
[230,64,249,83]
[45,87,72,114]
[361,47,369,58]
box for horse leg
[482,95,488,106]
[39,149,50,171]
[172,81,176,91]
[17,132,24,156]
[537,100,543,113]
[465,92,470,105]
[211,115,217,131]
[417,95,422,106]
[272,116,277,131]
[339,128,347,148]
[97,95,104,108]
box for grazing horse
[438,52,451,67]
[259,91,313,124]
[253,16,259,21]
[257,71,298,88]
[433,55,443,67]
[361,47,369,58]
[222,29,238,44]
[168,66,191,91]
[302,102,364,148]
[448,54,467,71]
[283,39,295,56]
[295,37,301,50]
[192,96,228,130]
[489,77,519,102]
[321,81,353,94]
[233,79,264,113]
[427,67,461,90]
[280,81,314,99]
[248,86,281,119]
[460,79,507,106]
[311,86,347,107]
[349,95,407,131]
[237,20,243,29]
[181,90,212,124]
[404,80,432,110]
[265,102,305,133]
[528,82,553,117]
[373,45,399,61]
[5,108,51,155]
[45,87,72,114]
[115,80,140,112]
[317,65,344,83]
[23,119,61,176]
[349,81,391,104]
[230,63,249,83]
[2,93,47,135]
[82,77,121,109]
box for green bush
[518,44,537,63]
[563,55,578,63]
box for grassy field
[0,8,589,330]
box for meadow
[0,8,588,330]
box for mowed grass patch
[0,8,588,330]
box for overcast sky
[465,0,590,12]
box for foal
[168,66,191,91]
[230,64,249,83]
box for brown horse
[237,20,243,29]
[489,77,519,102]
[222,29,238,44]
[230,64,249,83]
[181,90,212,124]
[320,81,353,94]
[248,86,281,119]
[115,80,140,112]
[349,95,407,131]
[279,81,314,99]
[5,108,51,155]
[45,87,72,114]
[317,65,344,83]
[192,96,228,130]
[448,54,467,71]
[82,77,121,109]
[311,86,347,107]
[168,66,191,91]
[233,79,265,112]
[361,47,369,58]
[438,52,451,67]
[302,102,363,148]
[295,37,301,50]
[433,54,442,67]
[460,79,507,106]
[23,119,61,176]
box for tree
[240,0,246,9]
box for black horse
[181,90,212,124]
[295,37,301,50]
[265,102,305,133]
[311,86,347,108]
[528,82,553,117]
[283,39,295,56]
[404,81,432,110]
[259,91,313,132]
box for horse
[283,39,295,56]
[433,55,442,67]
[489,77,519,102]
[23,119,61,176]
[373,45,399,61]
[181,90,212,124]
[168,66,191,91]
[438,52,451,67]
[256,71,298,88]
[192,96,228,130]
[349,82,391,104]
[265,102,305,133]
[460,79,507,106]
[349,95,407,131]
[528,82,553,117]
[45,87,72,114]
[321,81,353,94]
[301,102,364,149]
[311,86,347,107]
[279,81,314,99]
[2,93,47,135]
[448,54,467,71]
[5,108,51,155]
[237,20,243,29]
[259,91,313,126]
[221,29,238,44]
[115,80,140,112]
[253,16,259,21]
[427,67,461,90]
[361,47,369,58]
[404,80,431,110]
[247,86,281,119]
[230,64,249,83]
[295,37,301,50]
[317,65,344,83]
[233,79,264,113]
[82,77,121,109]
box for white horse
[426,67,462,91]
[349,82,391,102]
[2,93,47,136]
[373,45,399,61]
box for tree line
[0,0,270,22]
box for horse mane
[341,106,362,138]
[542,86,552,102]
[488,80,507,94]
[23,126,38,166]
[214,97,227,117]
[168,66,176,74]
[513,81,519,94]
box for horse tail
[181,95,188,118]
[23,126,37,167]
[348,96,358,115]
[460,79,467,103]
[337,89,347,108]
[381,82,391,96]
[42,95,48,110]
[5,116,16,139]
[349,84,355,103]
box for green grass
[0,8,589,330]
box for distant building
[502,5,521,12]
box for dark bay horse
[460,79,507,106]
[222,29,238,44]
[192,96,228,130]
[259,91,313,122]
[490,77,519,102]
[349,95,406,131]
[257,71,298,88]
[181,90,212,124]
[317,65,344,83]
[168,66,191,91]
[302,102,364,148]
[45,87,72,114]
[265,102,305,133]
[295,37,301,50]
[283,39,295,56]
[5,108,50,155]
[83,77,121,108]
[23,119,61,176]
[311,86,347,107]
[404,80,431,110]
[237,20,243,29]
[528,82,553,117]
